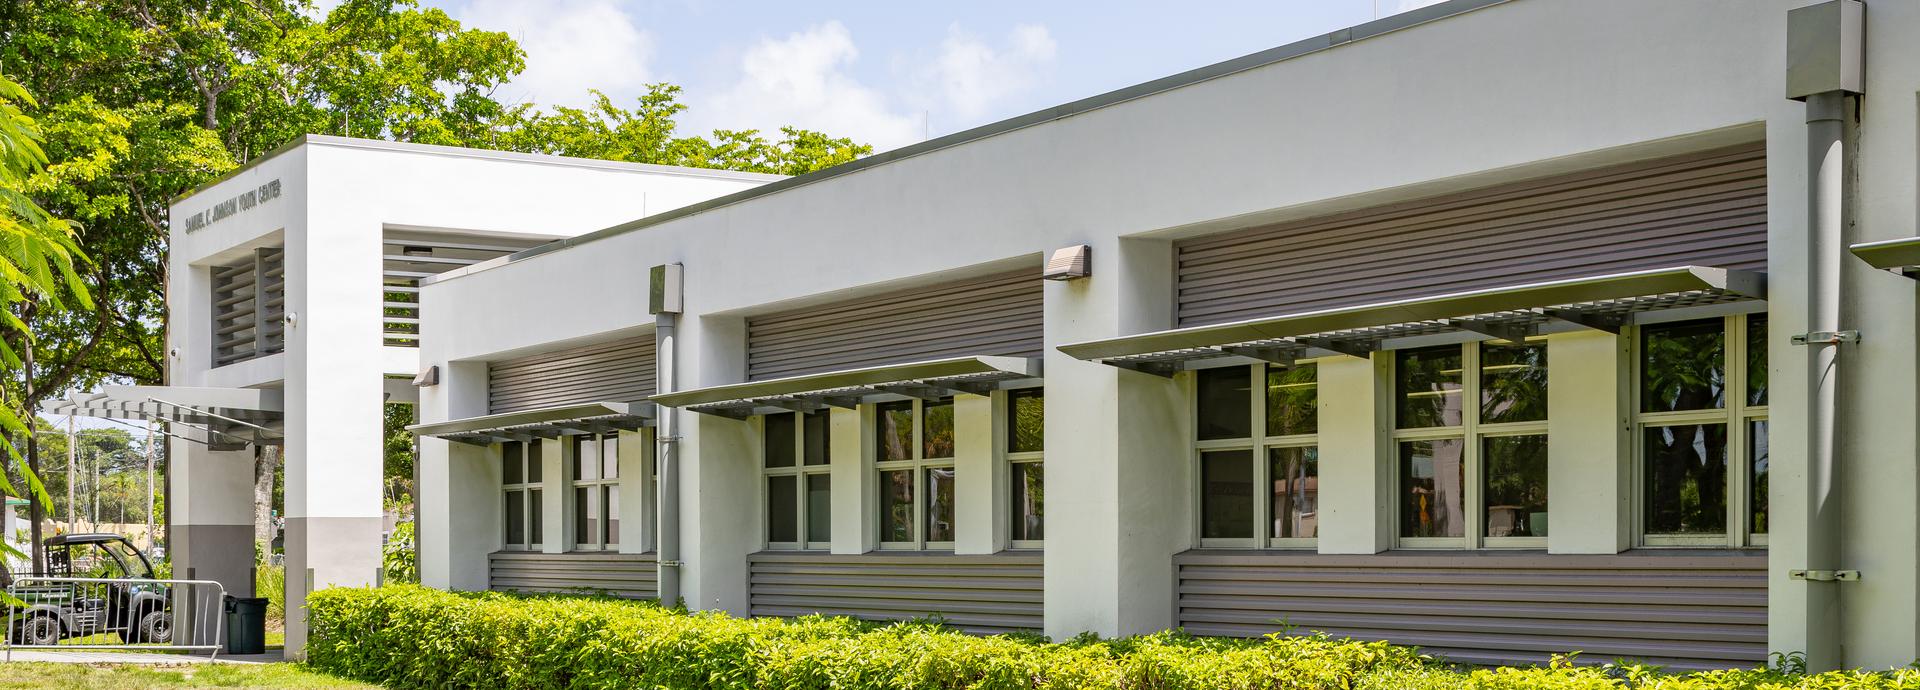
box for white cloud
[919,23,1057,121]
[458,0,655,110]
[1395,0,1449,13]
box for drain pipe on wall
[1786,0,1863,671]
[651,264,685,607]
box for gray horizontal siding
[488,551,658,600]
[747,552,1043,634]
[489,335,655,414]
[1174,550,1766,670]
[746,270,1043,381]
[1175,143,1768,326]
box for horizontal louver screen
[488,335,655,414]
[1175,143,1767,327]
[748,552,1042,634]
[489,551,656,600]
[746,269,1043,381]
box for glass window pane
[1008,389,1045,453]
[502,443,523,485]
[765,413,797,468]
[767,475,798,543]
[1750,420,1768,535]
[1396,347,1464,429]
[876,402,914,462]
[529,489,543,545]
[1399,439,1465,538]
[527,443,543,483]
[1265,365,1318,437]
[1747,315,1768,407]
[806,474,832,543]
[1643,424,1729,535]
[605,486,620,546]
[1011,462,1044,541]
[602,436,620,479]
[802,411,830,466]
[1483,435,1549,538]
[574,486,599,548]
[1480,342,1548,424]
[1268,447,1317,539]
[1642,319,1726,412]
[879,470,914,542]
[504,490,525,545]
[1197,367,1253,440]
[924,467,956,542]
[574,437,599,481]
[1200,450,1254,539]
[922,399,955,459]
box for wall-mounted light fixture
[1042,245,1091,281]
[413,364,440,387]
[650,263,684,315]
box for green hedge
[307,585,1920,690]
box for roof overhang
[40,385,284,449]
[1058,266,1765,375]
[653,356,1042,418]
[1850,237,1920,278]
[408,401,654,446]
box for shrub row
[307,585,1920,690]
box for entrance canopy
[40,385,283,449]
[653,356,1042,418]
[408,401,654,446]
[1058,266,1765,375]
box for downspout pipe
[655,310,682,608]
[1801,89,1849,670]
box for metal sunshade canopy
[1850,236,1920,277]
[408,401,654,446]
[39,385,284,448]
[1058,265,1765,375]
[653,356,1042,418]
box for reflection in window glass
[573,486,598,548]
[1480,343,1547,424]
[876,402,914,462]
[1200,450,1254,539]
[1008,389,1045,453]
[1269,447,1317,539]
[802,411,830,466]
[1644,424,1729,535]
[1265,365,1318,437]
[503,442,523,484]
[1747,315,1768,407]
[1400,439,1464,538]
[767,475,798,543]
[879,470,914,542]
[1396,347,1463,429]
[602,436,620,479]
[765,413,796,468]
[1483,435,1548,538]
[806,475,831,543]
[606,488,620,546]
[574,437,600,481]
[922,399,955,459]
[1642,320,1726,412]
[527,443,543,483]
[1011,463,1044,541]
[1750,420,1768,535]
[529,490,543,545]
[1197,367,1252,440]
[505,490,525,545]
[925,467,956,542]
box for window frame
[1001,387,1045,550]
[1189,361,1321,550]
[1390,340,1550,550]
[1632,312,1768,548]
[762,411,833,551]
[500,440,543,551]
[568,433,622,552]
[874,398,957,551]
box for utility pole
[66,415,75,531]
[145,419,156,554]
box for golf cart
[1,533,170,645]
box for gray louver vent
[746,269,1042,381]
[488,335,655,414]
[212,247,286,367]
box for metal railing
[3,576,227,660]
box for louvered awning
[1058,266,1764,375]
[40,385,283,448]
[408,401,654,446]
[653,356,1042,418]
[1851,237,1920,278]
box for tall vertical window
[571,434,620,550]
[875,398,956,549]
[501,441,543,549]
[1637,314,1767,547]
[1393,341,1548,548]
[1007,388,1044,547]
[765,411,832,549]
[1194,363,1319,547]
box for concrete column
[419,360,495,591]
[1545,330,1631,554]
[618,430,652,554]
[829,406,872,554]
[952,393,1001,555]
[168,434,256,596]
[676,315,755,614]
[541,437,567,553]
[1316,354,1390,554]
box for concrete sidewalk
[2,648,284,664]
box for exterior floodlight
[1042,245,1091,281]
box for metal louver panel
[489,551,657,600]
[748,552,1042,634]
[488,335,655,414]
[212,247,286,367]
[1175,143,1767,327]
[747,269,1043,381]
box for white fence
[2,577,227,659]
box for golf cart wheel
[16,614,60,645]
[136,608,172,644]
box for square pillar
[953,393,1002,555]
[420,360,496,591]
[1545,330,1631,554]
[168,434,256,596]
[829,406,873,554]
[617,429,654,554]
[540,437,567,553]
[1316,354,1390,554]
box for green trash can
[224,595,268,654]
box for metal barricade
[2,577,228,660]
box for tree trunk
[253,445,278,560]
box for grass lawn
[0,663,376,689]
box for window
[570,434,620,550]
[501,441,543,549]
[1393,341,1548,548]
[875,398,955,549]
[765,411,831,549]
[1194,363,1319,547]
[1007,388,1044,547]
[1637,314,1767,547]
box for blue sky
[415,0,1447,152]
